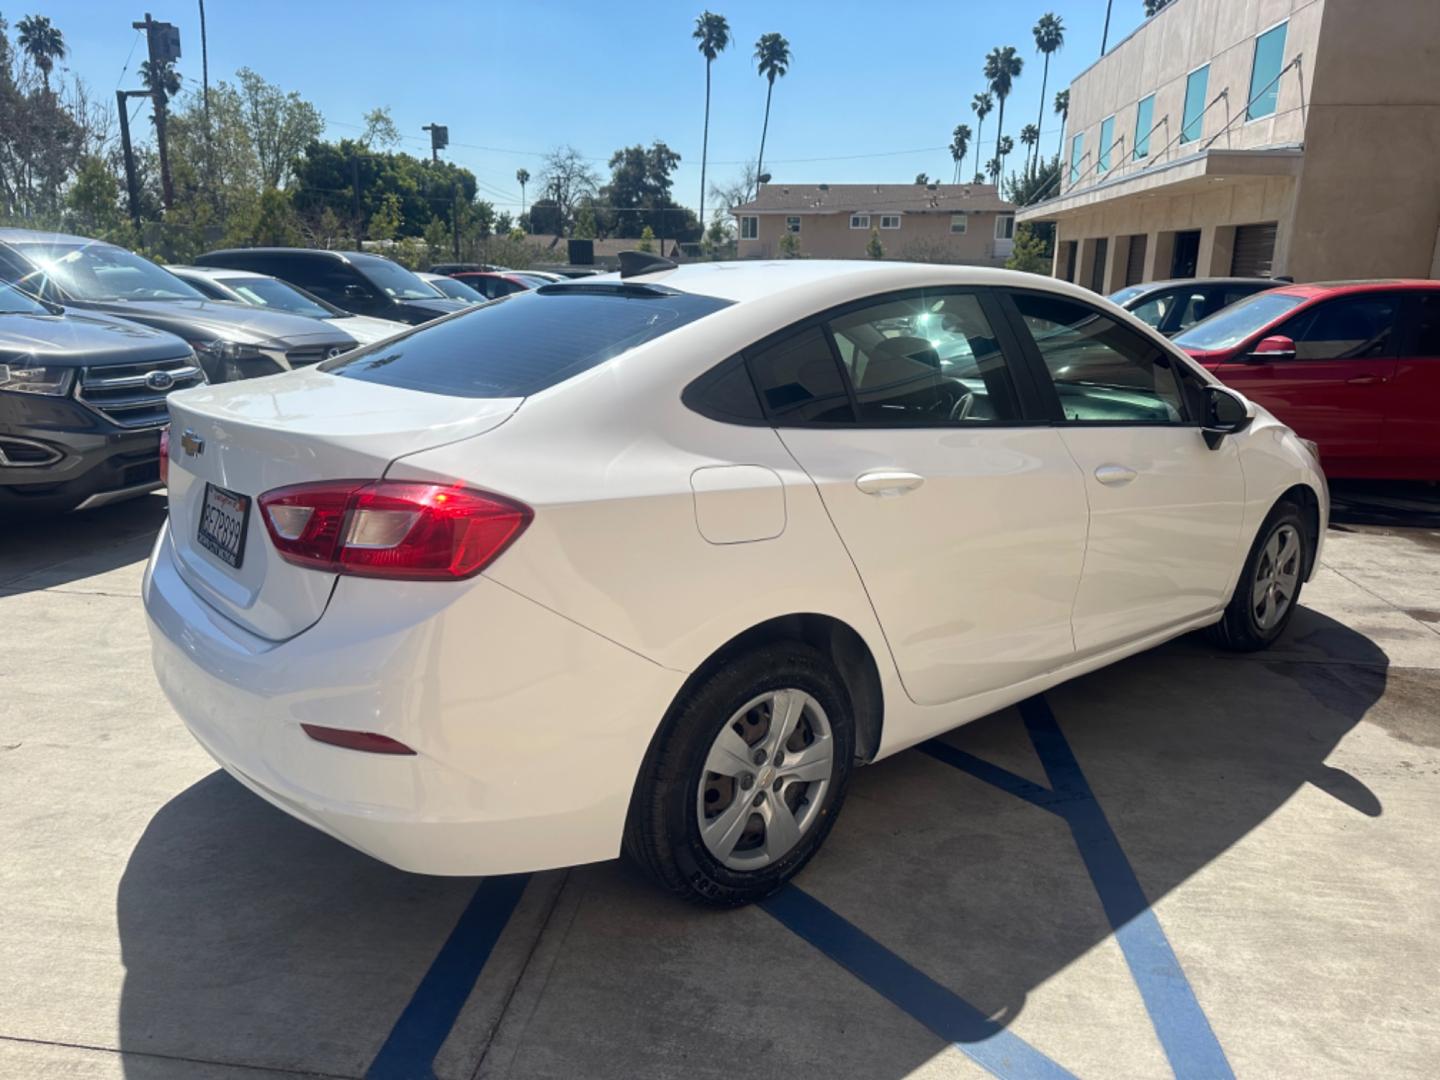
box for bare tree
[708,160,760,211]
[538,145,599,236]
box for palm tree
[1054,89,1070,162]
[949,124,971,184]
[984,46,1024,183]
[516,168,530,226]
[1019,125,1039,172]
[996,136,1014,181]
[754,33,791,182]
[16,14,66,94]
[693,12,731,239]
[1031,14,1065,171]
[986,157,1001,183]
[971,93,993,184]
[140,59,181,105]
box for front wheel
[1208,500,1311,651]
[624,643,854,907]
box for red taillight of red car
[257,480,532,580]
[158,426,170,486]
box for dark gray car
[1108,277,1287,337]
[194,248,467,326]
[0,229,358,383]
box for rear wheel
[624,643,854,907]
[1208,500,1310,651]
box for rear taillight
[300,724,416,754]
[159,426,169,486]
[258,480,531,580]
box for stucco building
[1017,0,1440,291]
[732,183,1017,264]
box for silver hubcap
[697,689,835,871]
[1252,523,1302,631]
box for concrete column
[1195,226,1220,280]
[1050,225,1065,278]
[1103,237,1129,293]
[1145,231,1176,282]
[1204,225,1237,277]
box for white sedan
[144,259,1327,906]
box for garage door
[1231,222,1278,277]
[1124,234,1147,286]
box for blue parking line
[366,873,531,1080]
[927,695,1234,1080]
[762,886,1078,1080]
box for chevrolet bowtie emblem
[180,429,204,457]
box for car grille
[75,355,206,430]
[286,344,351,368]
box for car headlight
[192,339,258,363]
[0,362,75,396]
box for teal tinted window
[1069,133,1084,184]
[1133,95,1155,159]
[1247,22,1288,120]
[1098,116,1116,173]
[1181,65,1209,144]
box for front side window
[1133,94,1155,160]
[324,285,732,398]
[746,326,852,423]
[1069,133,1085,184]
[740,216,758,240]
[1247,21,1288,120]
[1172,291,1307,351]
[994,215,1015,241]
[350,255,441,300]
[950,213,967,234]
[1181,65,1210,144]
[785,216,802,234]
[1098,115,1116,173]
[825,291,1021,424]
[849,214,870,230]
[1010,290,1186,423]
[11,243,204,302]
[1278,296,1399,361]
[880,215,901,230]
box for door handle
[1094,464,1138,486]
[855,470,925,497]
[1345,375,1387,385]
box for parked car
[144,260,1325,906]
[166,265,408,347]
[0,230,358,383]
[194,249,467,326]
[510,269,566,283]
[417,271,485,304]
[451,270,539,300]
[429,262,504,275]
[1108,277,1286,336]
[1174,279,1440,479]
[0,279,201,513]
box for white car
[417,271,486,305]
[143,259,1327,906]
[166,265,409,347]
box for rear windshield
[322,285,732,398]
[1172,291,1307,351]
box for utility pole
[421,123,448,165]
[453,183,461,260]
[133,12,181,211]
[198,0,210,170]
[116,90,148,230]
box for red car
[1172,280,1440,480]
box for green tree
[866,228,884,260]
[779,230,800,258]
[1019,124,1039,169]
[1054,89,1070,161]
[1031,14,1065,171]
[600,141,699,240]
[140,59,181,104]
[361,106,401,150]
[984,45,1024,181]
[64,155,123,236]
[251,186,301,246]
[423,214,450,258]
[16,14,66,94]
[1005,222,1050,274]
[693,11,730,243]
[236,68,324,188]
[573,205,597,239]
[515,167,529,222]
[914,172,930,184]
[971,93,993,180]
[949,124,971,184]
[754,32,791,180]
[637,224,655,253]
[368,192,403,241]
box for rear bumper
[142,523,685,875]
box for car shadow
[1329,479,1440,529]
[0,493,166,594]
[114,608,1387,1079]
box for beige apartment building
[732,184,1017,264]
[1017,0,1440,291]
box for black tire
[623,642,855,907]
[1207,499,1311,651]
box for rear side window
[323,286,731,398]
[1407,293,1440,357]
[746,326,853,423]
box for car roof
[167,264,262,281]
[1265,279,1440,299]
[0,227,116,247]
[1127,277,1281,291]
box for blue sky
[36,0,1147,214]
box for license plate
[197,483,250,569]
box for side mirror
[1202,384,1254,449]
[342,283,370,301]
[1245,334,1295,363]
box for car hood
[77,299,355,348]
[332,313,409,345]
[402,297,467,318]
[0,308,193,367]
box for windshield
[349,255,440,300]
[1173,291,1307,351]
[228,277,336,319]
[14,243,205,302]
[0,280,50,315]
[426,276,485,302]
[1108,285,1149,306]
[323,285,732,398]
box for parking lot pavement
[3,489,1440,1079]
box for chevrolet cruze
[144,259,1327,906]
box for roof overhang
[1016,146,1304,224]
